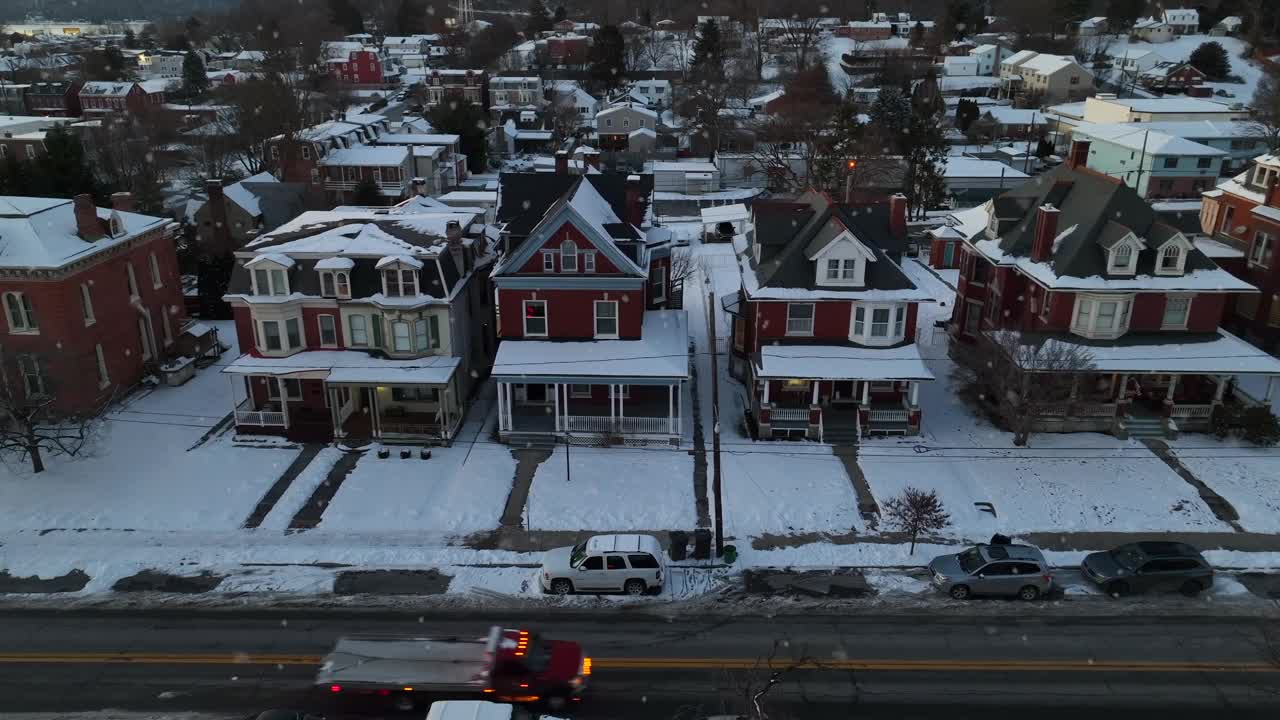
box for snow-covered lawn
[1103,34,1263,100]
[319,441,517,534]
[722,444,862,538]
[526,446,695,531]
[1171,440,1280,534]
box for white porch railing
[1171,404,1213,420]
[770,407,809,422]
[1032,404,1070,418]
[566,415,672,434]
[382,422,442,437]
[1074,403,1118,418]
[869,408,909,423]
[235,400,286,427]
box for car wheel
[1106,580,1130,598]
[1179,580,1204,597]
[1018,585,1041,602]
[624,579,647,595]
[550,579,573,595]
[949,584,971,600]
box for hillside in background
[3,0,240,22]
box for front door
[832,381,857,404]
[526,383,548,403]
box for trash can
[693,529,712,560]
[668,530,688,562]
[721,545,737,564]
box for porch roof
[493,310,688,382]
[754,344,935,381]
[222,351,460,384]
[996,330,1280,375]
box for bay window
[870,308,891,337]
[414,318,429,352]
[1071,294,1133,339]
[261,320,282,351]
[285,318,301,348]
[853,306,865,335]
[849,303,908,345]
[1250,231,1274,269]
[383,268,419,297]
[893,306,905,337]
[392,321,412,351]
[348,314,368,346]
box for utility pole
[707,288,724,558]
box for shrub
[1241,406,1280,446]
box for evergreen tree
[30,127,101,200]
[182,51,210,100]
[554,5,568,23]
[1052,0,1093,29]
[954,97,980,131]
[1106,0,1147,31]
[589,25,627,92]
[352,175,383,205]
[428,101,489,173]
[123,29,138,49]
[169,32,191,51]
[869,86,912,151]
[1190,41,1232,80]
[942,0,973,42]
[689,19,724,81]
[82,46,130,82]
[904,110,949,220]
[527,0,552,35]
[910,21,925,46]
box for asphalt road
[1,610,1279,719]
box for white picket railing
[1074,403,1118,418]
[770,407,809,422]
[869,408,909,423]
[1171,404,1213,419]
[566,415,671,434]
[235,408,286,427]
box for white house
[1078,17,1108,36]
[970,44,1015,76]
[943,56,979,77]
[1134,17,1175,43]
[1163,8,1200,34]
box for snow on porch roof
[223,350,460,384]
[997,330,1280,375]
[702,203,750,225]
[755,344,935,381]
[492,310,689,381]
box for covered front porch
[223,352,465,444]
[751,344,935,440]
[495,380,684,444]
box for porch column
[1213,375,1227,404]
[1266,376,1277,403]
[228,375,239,420]
[505,382,514,432]
[670,381,680,430]
[861,380,870,404]
[329,387,342,438]
[811,381,819,405]
[619,386,625,419]
[1166,374,1180,401]
[553,382,561,432]
[761,380,770,405]
[369,385,381,438]
[1116,373,1129,402]
[496,382,506,432]
[563,383,570,432]
[277,377,291,429]
[609,384,616,429]
[1068,376,1080,402]
[909,381,920,407]
[676,382,682,436]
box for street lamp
[844,159,857,203]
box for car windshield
[1112,547,1145,570]
[569,541,588,568]
[958,547,985,573]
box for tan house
[999,51,1093,104]
[595,103,659,153]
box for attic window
[1157,244,1185,275]
[1108,243,1137,275]
[560,239,578,272]
[109,213,125,237]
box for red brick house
[927,203,990,270]
[490,175,685,445]
[327,49,384,88]
[221,203,496,443]
[546,35,591,66]
[727,192,936,440]
[949,141,1280,438]
[0,194,186,415]
[78,80,170,116]
[1199,153,1280,349]
[269,114,390,196]
[1138,61,1206,92]
[22,81,83,117]
[423,69,488,113]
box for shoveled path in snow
[240,443,323,529]
[1141,438,1244,531]
[287,447,365,529]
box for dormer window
[560,239,578,272]
[1156,242,1186,275]
[811,231,875,287]
[826,259,858,281]
[1109,244,1134,273]
[382,268,419,297]
[320,271,351,298]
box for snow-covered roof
[220,171,277,217]
[1074,125,1225,156]
[80,81,135,96]
[748,89,785,107]
[224,350,460,385]
[983,106,1048,125]
[1001,50,1038,66]
[755,344,935,381]
[249,211,479,257]
[318,146,409,167]
[929,202,991,241]
[651,160,718,174]
[244,253,295,269]
[1075,120,1264,142]
[701,204,750,224]
[998,329,1280,376]
[376,254,423,269]
[1194,237,1245,259]
[492,310,688,380]
[437,191,497,204]
[1101,97,1237,114]
[137,79,175,94]
[1252,205,1280,224]
[314,256,355,270]
[1079,17,1107,28]
[1020,54,1083,76]
[0,196,168,270]
[1135,17,1168,30]
[944,158,1030,180]
[376,133,461,145]
[598,103,658,120]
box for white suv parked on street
[540,534,665,595]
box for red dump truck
[316,626,590,710]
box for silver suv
[929,544,1053,601]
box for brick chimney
[554,150,569,175]
[583,149,600,171]
[888,193,907,242]
[73,193,103,241]
[625,174,645,228]
[1031,203,1060,263]
[205,178,232,253]
[110,191,134,213]
[446,219,465,264]
[1066,139,1091,170]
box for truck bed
[316,634,494,691]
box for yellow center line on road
[0,653,1275,673]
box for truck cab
[485,628,590,705]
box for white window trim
[347,314,369,347]
[1249,231,1273,269]
[381,267,419,298]
[652,273,666,301]
[251,264,290,296]
[593,300,619,339]
[320,270,351,299]
[523,299,548,337]
[1070,293,1134,340]
[1161,295,1193,330]
[95,343,110,389]
[318,314,338,348]
[541,251,555,272]
[149,252,163,289]
[255,312,304,356]
[267,377,303,401]
[126,262,140,299]
[80,284,95,326]
[583,251,596,273]
[569,383,592,398]
[849,302,907,346]
[560,240,578,273]
[785,302,815,336]
[391,320,413,353]
[19,355,45,397]
[1108,240,1139,275]
[161,308,173,346]
[1155,243,1185,275]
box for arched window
[560,239,578,272]
[1109,244,1134,273]
[1159,244,1183,273]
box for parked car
[540,534,666,595]
[928,543,1053,601]
[1081,541,1213,597]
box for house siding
[497,288,644,340]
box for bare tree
[776,16,823,72]
[548,90,584,143]
[668,251,707,303]
[955,330,1098,446]
[0,348,112,474]
[638,28,676,70]
[1252,65,1280,153]
[883,486,951,554]
[215,73,319,175]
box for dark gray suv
[1081,541,1214,597]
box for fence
[566,415,671,434]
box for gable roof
[0,196,167,270]
[969,164,1252,291]
[1073,124,1225,156]
[497,171,653,238]
[494,176,647,279]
